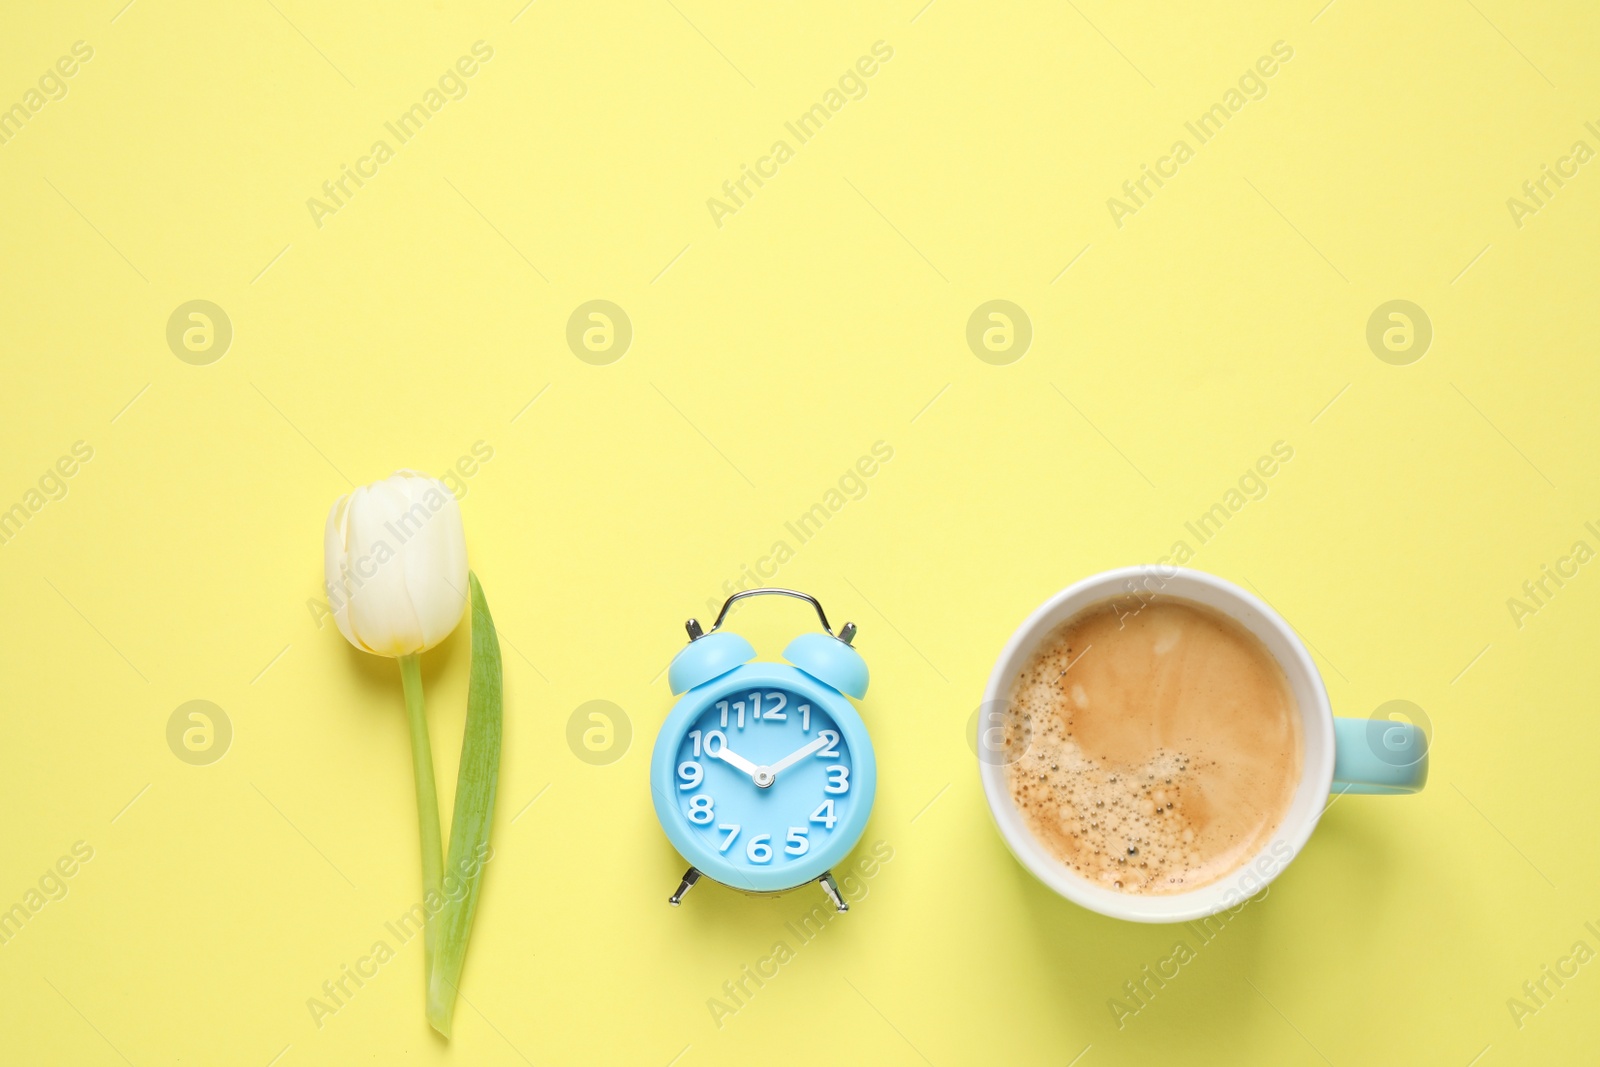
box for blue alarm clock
[651,588,876,912]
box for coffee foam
[1003,596,1301,895]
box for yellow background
[2,1,1598,1064]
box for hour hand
[711,744,761,781]
[765,735,830,777]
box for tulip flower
[324,471,502,1036]
[324,472,468,657]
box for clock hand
[765,735,830,778]
[710,744,761,781]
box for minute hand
[765,735,830,778]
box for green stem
[398,653,447,1031]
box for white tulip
[323,469,502,1038]
[323,471,468,657]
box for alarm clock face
[658,670,874,892]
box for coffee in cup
[1001,596,1302,894]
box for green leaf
[427,570,503,1037]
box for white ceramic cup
[977,565,1427,923]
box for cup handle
[1331,717,1429,795]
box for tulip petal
[345,480,427,657]
[396,477,468,652]
[323,492,367,652]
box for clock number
[799,704,811,731]
[734,700,746,729]
[716,823,740,852]
[816,730,840,759]
[784,827,809,856]
[763,692,787,721]
[686,794,714,824]
[810,799,838,830]
[824,766,850,794]
[716,701,729,728]
[701,730,727,758]
[746,834,773,863]
[677,761,703,790]
[687,729,702,757]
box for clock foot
[818,871,848,912]
[668,867,701,906]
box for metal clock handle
[684,587,857,646]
